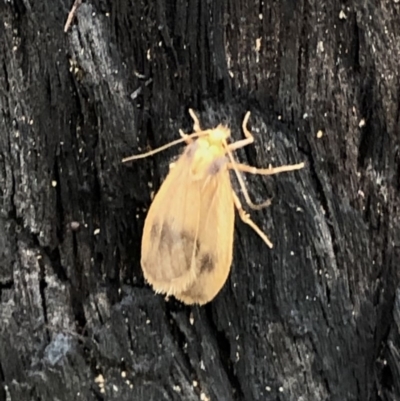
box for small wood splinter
[122,109,305,305]
[64,0,82,33]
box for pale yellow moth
[123,110,304,305]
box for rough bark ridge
[1,0,399,400]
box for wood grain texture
[0,0,399,400]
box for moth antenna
[122,132,207,163]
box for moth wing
[141,150,203,295]
[175,169,235,305]
[141,145,235,303]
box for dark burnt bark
[1,1,399,400]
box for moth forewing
[140,149,201,295]
[174,163,235,305]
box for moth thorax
[208,125,230,144]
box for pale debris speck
[359,118,366,127]
[192,380,198,387]
[339,10,347,19]
[189,312,194,325]
[173,385,181,393]
[279,386,284,392]
[51,180,57,187]
[265,386,271,391]
[94,373,104,384]
[94,228,100,235]
[256,37,262,51]
[316,130,324,138]
[121,371,126,378]
[95,374,105,392]
[200,393,210,401]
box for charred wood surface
[0,1,399,400]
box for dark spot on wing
[180,230,200,267]
[150,222,160,240]
[152,222,214,274]
[199,253,214,272]
[159,223,176,249]
[152,222,202,271]
[151,222,177,250]
[207,157,228,175]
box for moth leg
[232,190,273,248]
[228,113,306,177]
[241,111,253,139]
[229,162,305,175]
[228,111,254,151]
[226,160,271,210]
[226,160,304,209]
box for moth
[123,109,304,305]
